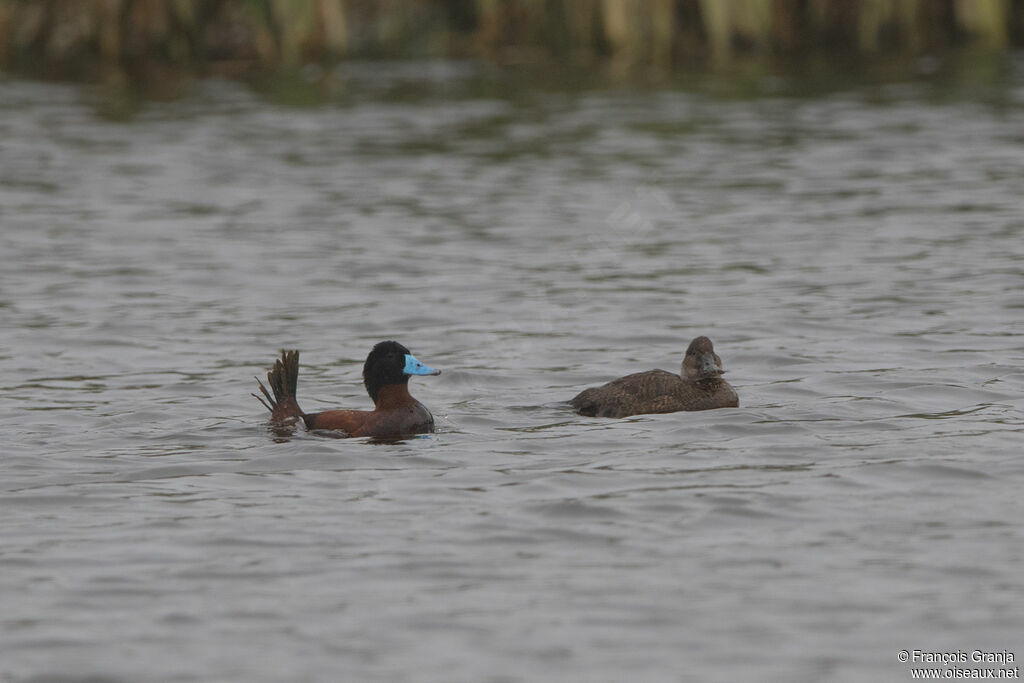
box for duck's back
[307,400,434,438]
[571,369,737,418]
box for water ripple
[2,71,1023,682]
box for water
[2,62,1024,682]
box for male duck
[255,341,440,438]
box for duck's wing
[572,369,682,418]
[304,409,371,434]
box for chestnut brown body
[255,342,439,439]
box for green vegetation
[1,0,1020,82]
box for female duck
[570,336,738,418]
[254,341,440,438]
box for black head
[681,336,725,381]
[362,340,439,403]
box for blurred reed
[0,0,1020,80]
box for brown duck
[254,341,440,438]
[570,336,738,418]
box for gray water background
[2,61,1024,682]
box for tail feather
[253,350,303,421]
[252,387,273,411]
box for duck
[570,336,738,418]
[254,341,440,438]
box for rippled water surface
[3,63,1024,682]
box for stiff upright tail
[253,349,303,420]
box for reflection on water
[2,63,1024,682]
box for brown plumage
[570,336,738,418]
[254,342,440,438]
[253,349,303,422]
